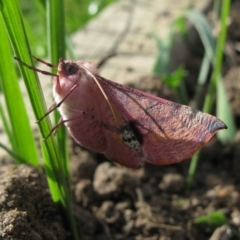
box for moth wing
[98,76,227,165]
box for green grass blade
[186,151,200,189]
[203,0,235,143]
[217,79,236,142]
[0,142,27,163]
[41,140,61,201]
[183,5,235,187]
[183,10,215,64]
[0,102,15,151]
[46,1,79,238]
[46,0,65,59]
[214,1,236,143]
[152,32,172,76]
[193,53,211,110]
[0,16,39,166]
[197,53,211,86]
[46,0,69,179]
[1,0,66,204]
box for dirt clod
[0,164,68,240]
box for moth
[15,57,227,168]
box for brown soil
[1,2,240,240]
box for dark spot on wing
[128,121,144,145]
[145,105,153,113]
[120,124,137,142]
[120,123,141,151]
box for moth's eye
[65,63,78,76]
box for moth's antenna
[14,57,58,77]
[33,56,57,68]
[78,64,118,123]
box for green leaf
[194,211,227,227]
[174,16,187,34]
[162,66,187,89]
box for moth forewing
[93,74,227,165]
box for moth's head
[57,59,99,79]
[54,59,100,95]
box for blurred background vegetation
[20,0,115,58]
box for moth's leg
[37,83,79,123]
[51,117,63,136]
[36,101,57,123]
[54,83,79,108]
[43,112,86,140]
[48,101,57,112]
